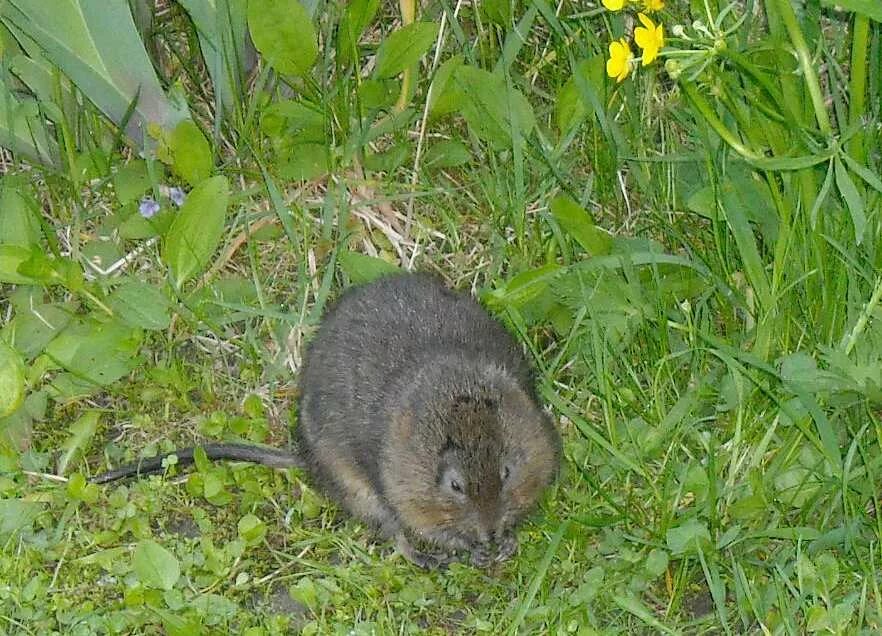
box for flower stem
[769,0,832,137]
[394,0,417,112]
[847,14,869,163]
[680,81,763,162]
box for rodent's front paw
[495,532,518,562]
[410,549,452,570]
[469,544,494,568]
[395,534,451,570]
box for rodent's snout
[475,519,508,546]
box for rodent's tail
[90,442,303,484]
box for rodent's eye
[439,465,467,498]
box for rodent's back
[298,273,531,426]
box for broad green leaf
[66,471,99,503]
[289,578,319,609]
[247,0,317,77]
[108,279,172,330]
[187,277,259,321]
[373,21,439,79]
[237,513,267,545]
[554,268,647,346]
[363,142,410,173]
[45,318,142,387]
[162,119,213,186]
[278,143,329,181]
[202,469,233,505]
[115,203,175,241]
[568,567,604,605]
[1,0,190,147]
[550,195,612,256]
[483,263,561,311]
[337,0,379,67]
[260,99,325,145]
[358,78,399,111]
[16,248,84,290]
[0,186,41,248]
[362,103,414,142]
[779,352,847,393]
[0,499,43,539]
[833,156,865,244]
[162,175,230,287]
[719,167,778,243]
[821,0,882,21]
[481,0,521,25]
[645,549,669,578]
[555,59,595,134]
[773,443,829,505]
[57,410,100,475]
[428,55,464,117]
[453,65,535,149]
[0,342,25,418]
[338,251,400,285]
[422,139,471,168]
[666,518,711,555]
[814,552,840,591]
[133,540,180,590]
[0,245,35,284]
[112,160,151,205]
[155,609,205,636]
[0,302,73,360]
[297,486,323,519]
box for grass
[1,0,881,633]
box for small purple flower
[169,186,186,207]
[139,197,160,218]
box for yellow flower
[643,0,664,11]
[606,38,633,82]
[634,13,664,66]
[602,0,627,11]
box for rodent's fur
[92,272,561,568]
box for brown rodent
[93,272,561,569]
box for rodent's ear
[497,385,541,434]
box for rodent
[92,272,561,568]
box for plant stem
[770,0,832,137]
[394,0,417,112]
[847,14,869,163]
[680,81,763,161]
